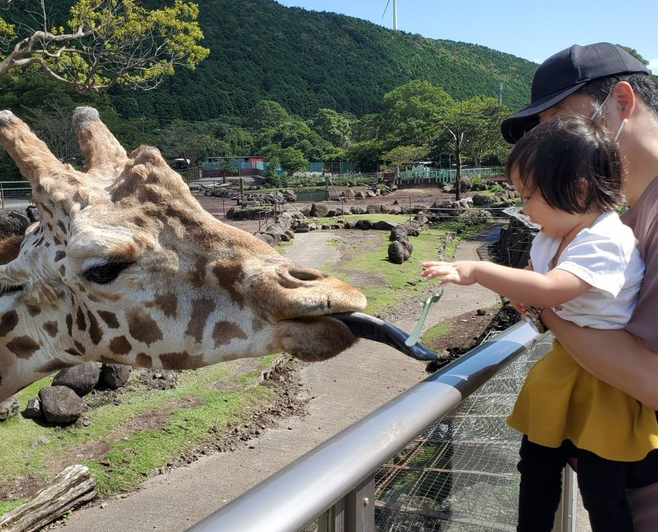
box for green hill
[108,0,536,123]
[0,0,537,125]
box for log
[0,464,97,532]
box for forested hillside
[110,0,536,123]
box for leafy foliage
[0,0,209,92]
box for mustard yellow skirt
[507,339,658,462]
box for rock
[354,219,373,230]
[373,220,397,231]
[472,193,494,207]
[0,396,19,421]
[0,213,24,239]
[309,203,329,217]
[388,241,410,264]
[99,364,131,390]
[23,398,42,419]
[8,211,31,233]
[390,226,408,241]
[52,362,100,396]
[366,204,381,214]
[39,386,86,424]
[349,206,366,215]
[256,233,276,246]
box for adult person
[501,42,658,529]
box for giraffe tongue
[330,312,441,361]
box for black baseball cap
[501,42,650,144]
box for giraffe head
[0,107,367,400]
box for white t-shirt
[529,211,644,329]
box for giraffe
[0,106,369,402]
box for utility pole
[499,82,504,106]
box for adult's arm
[541,309,658,409]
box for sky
[276,0,658,73]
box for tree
[246,100,290,131]
[157,120,220,167]
[431,97,511,200]
[459,97,510,167]
[378,80,454,150]
[312,108,351,147]
[0,0,209,92]
[382,145,428,170]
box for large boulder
[388,241,410,264]
[354,219,373,230]
[52,362,100,396]
[310,203,329,218]
[0,396,19,421]
[39,386,86,424]
[99,364,131,390]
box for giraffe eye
[83,262,132,284]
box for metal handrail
[186,321,542,532]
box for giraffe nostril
[288,267,326,282]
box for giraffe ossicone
[0,107,369,401]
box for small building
[202,156,267,178]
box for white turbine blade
[381,0,391,20]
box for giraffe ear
[72,107,127,175]
[0,110,87,218]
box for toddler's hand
[421,261,477,286]
[509,299,528,315]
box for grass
[0,355,280,508]
[324,219,491,315]
[420,322,451,345]
[315,213,413,225]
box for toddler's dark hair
[505,115,623,214]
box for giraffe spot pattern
[7,336,41,359]
[153,294,177,319]
[54,250,66,262]
[189,255,208,285]
[76,307,86,331]
[98,311,120,329]
[212,263,245,307]
[0,310,19,337]
[136,353,153,369]
[184,298,215,344]
[37,359,76,374]
[87,311,103,344]
[212,321,248,348]
[66,314,73,337]
[43,321,58,337]
[26,304,41,317]
[160,351,205,370]
[109,335,132,355]
[127,310,163,346]
[74,340,86,355]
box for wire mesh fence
[0,183,33,211]
[374,335,553,532]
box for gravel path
[54,232,500,532]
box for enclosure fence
[0,181,33,211]
[185,322,580,532]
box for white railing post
[554,466,578,532]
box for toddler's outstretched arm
[421,260,591,308]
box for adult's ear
[612,81,637,120]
